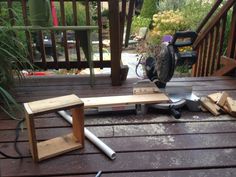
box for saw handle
[169,106,181,119]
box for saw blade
[161,85,193,102]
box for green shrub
[148,10,188,44]
[54,2,86,26]
[101,9,109,17]
[181,1,213,30]
[131,16,151,33]
[223,8,233,55]
[157,0,186,11]
[140,0,157,18]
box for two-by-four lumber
[81,93,169,109]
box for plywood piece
[27,94,83,115]
[81,93,169,108]
[200,97,220,116]
[207,92,222,103]
[217,91,229,107]
[37,133,83,161]
[226,97,236,114]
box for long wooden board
[81,93,169,108]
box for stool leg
[25,113,38,161]
[71,105,84,146]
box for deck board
[1,75,236,176]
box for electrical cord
[0,119,25,159]
[135,55,145,78]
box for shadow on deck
[1,75,236,176]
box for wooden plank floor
[1,75,236,176]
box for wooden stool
[23,94,84,162]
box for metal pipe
[58,110,116,160]
[95,171,102,177]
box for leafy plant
[54,2,86,25]
[223,8,233,55]
[101,9,109,17]
[180,0,213,30]
[0,6,32,119]
[148,10,188,44]
[131,16,151,34]
[140,0,157,18]
[157,0,186,11]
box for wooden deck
[1,75,236,176]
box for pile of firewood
[200,91,236,117]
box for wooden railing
[2,0,135,85]
[192,0,236,77]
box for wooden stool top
[24,94,83,116]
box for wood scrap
[226,97,236,115]
[216,91,229,107]
[200,106,208,112]
[203,91,236,117]
[207,92,222,103]
[200,97,220,116]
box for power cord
[135,55,146,78]
[0,119,25,159]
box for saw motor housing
[145,31,198,88]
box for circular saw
[145,31,198,88]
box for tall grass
[0,5,32,119]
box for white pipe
[57,110,116,160]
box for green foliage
[148,10,188,44]
[140,0,157,18]
[223,8,233,55]
[145,0,215,45]
[180,0,214,30]
[157,0,186,11]
[0,5,32,119]
[131,16,151,33]
[101,9,109,17]
[54,2,86,25]
[176,65,189,73]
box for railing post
[108,0,121,86]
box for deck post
[108,0,121,86]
